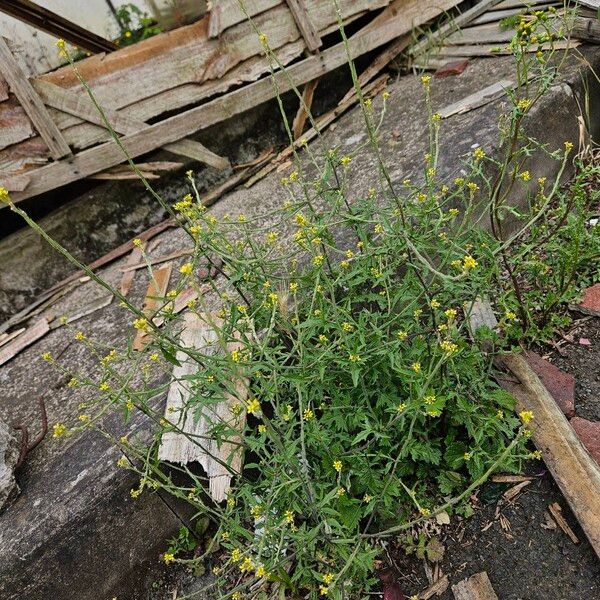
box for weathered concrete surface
[0,48,598,600]
[0,420,19,510]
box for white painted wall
[0,0,187,75]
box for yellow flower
[519,410,534,424]
[318,334,328,344]
[340,260,350,269]
[258,424,267,433]
[519,171,531,182]
[411,362,421,373]
[227,496,235,508]
[313,254,325,266]
[246,398,261,416]
[504,310,517,321]
[42,352,53,361]
[424,394,436,405]
[444,308,457,320]
[67,378,78,388]
[52,423,67,438]
[421,75,431,86]
[340,155,351,167]
[231,548,242,562]
[179,262,193,275]
[289,282,299,292]
[473,147,486,161]
[133,318,148,330]
[284,509,295,524]
[303,408,314,420]
[256,565,267,578]
[336,487,346,497]
[333,460,343,472]
[258,32,268,46]
[74,331,86,341]
[440,339,459,355]
[374,223,383,234]
[163,553,175,564]
[99,382,110,392]
[268,292,279,305]
[117,457,128,468]
[564,141,573,153]
[323,573,335,585]
[251,504,263,520]
[320,585,330,596]
[232,593,241,600]
[529,450,542,459]
[419,507,430,516]
[463,452,472,461]
[462,255,478,270]
[240,557,254,572]
[342,322,354,333]
[348,354,361,362]
[467,182,479,192]
[396,331,408,341]
[517,99,531,110]
[430,298,440,309]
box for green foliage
[4,6,598,600]
[114,3,162,46]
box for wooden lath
[0,0,117,53]
[0,0,461,202]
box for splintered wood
[452,572,499,600]
[132,263,172,351]
[158,312,248,502]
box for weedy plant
[2,5,599,599]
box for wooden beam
[452,572,499,600]
[0,37,71,160]
[4,0,458,203]
[284,0,322,51]
[33,79,230,170]
[0,0,117,54]
[410,0,505,57]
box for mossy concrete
[0,48,598,600]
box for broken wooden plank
[0,318,50,367]
[431,39,577,59]
[132,262,173,351]
[0,37,71,160]
[119,243,145,297]
[548,502,580,544]
[445,23,516,46]
[121,248,193,273]
[0,327,25,349]
[498,353,600,558]
[33,80,230,170]
[570,16,600,43]
[452,572,499,600]
[6,0,458,203]
[284,0,322,51]
[158,312,248,502]
[419,575,450,599]
[292,78,319,139]
[410,0,505,57]
[438,79,516,119]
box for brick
[577,283,600,317]
[434,59,469,78]
[571,417,600,464]
[524,351,575,418]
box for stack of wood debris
[0,0,460,203]
[412,0,600,70]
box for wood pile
[0,0,459,204]
[412,0,599,70]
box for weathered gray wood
[208,0,281,37]
[452,572,499,600]
[499,353,600,558]
[0,37,71,159]
[284,0,322,51]
[158,312,248,502]
[445,23,516,45]
[33,80,230,170]
[496,0,559,8]
[0,73,8,101]
[0,420,20,510]
[410,0,504,57]
[0,318,50,366]
[438,79,515,119]
[471,5,557,26]
[5,0,458,203]
[431,39,577,58]
[571,16,600,43]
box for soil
[390,313,600,600]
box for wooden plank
[0,37,71,160]
[0,327,25,349]
[499,354,600,558]
[33,80,230,170]
[438,79,516,119]
[284,0,322,51]
[0,73,9,102]
[471,5,558,26]
[410,0,505,57]
[496,0,559,8]
[452,572,499,600]
[132,263,173,351]
[0,0,117,54]
[208,0,281,37]
[431,39,577,58]
[292,78,319,139]
[0,96,35,150]
[158,312,248,502]
[5,0,458,203]
[0,318,50,367]
[445,23,516,45]
[571,16,600,43]
[119,244,145,297]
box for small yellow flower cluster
[424,394,436,405]
[52,423,67,438]
[340,156,351,167]
[519,170,531,182]
[133,318,148,330]
[411,362,421,373]
[341,322,354,333]
[348,354,361,362]
[42,352,53,362]
[333,460,343,472]
[284,509,295,524]
[163,553,175,564]
[519,410,534,424]
[421,75,431,87]
[397,403,406,413]
[246,398,261,416]
[179,262,194,276]
[318,334,328,344]
[250,504,263,520]
[462,255,478,270]
[231,548,242,562]
[74,331,86,341]
[303,408,314,420]
[0,187,10,203]
[440,339,459,355]
[473,147,486,161]
[313,254,325,267]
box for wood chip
[158,312,248,502]
[502,480,531,502]
[132,263,173,351]
[419,574,449,599]
[491,474,533,483]
[0,318,50,366]
[452,572,499,600]
[548,502,580,544]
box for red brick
[434,59,469,78]
[524,351,575,418]
[570,417,600,464]
[578,283,600,316]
